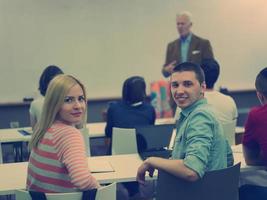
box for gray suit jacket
[162,34,214,77]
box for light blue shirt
[180,33,192,62]
[172,98,233,178]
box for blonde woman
[27,74,100,192]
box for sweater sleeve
[54,126,100,190]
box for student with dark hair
[201,59,238,122]
[105,76,156,199]
[105,76,156,145]
[137,62,232,185]
[240,67,267,200]
[29,65,63,129]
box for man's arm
[162,42,177,77]
[202,40,214,59]
[136,157,199,184]
[242,109,265,166]
[162,61,176,77]
[243,144,265,166]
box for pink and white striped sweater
[27,122,99,192]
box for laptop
[135,124,175,160]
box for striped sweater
[27,121,99,192]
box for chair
[0,142,3,163]
[221,120,237,145]
[80,126,91,156]
[111,127,138,155]
[156,163,241,200]
[15,182,116,200]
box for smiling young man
[137,62,232,184]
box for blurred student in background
[105,76,156,199]
[29,65,63,129]
[105,76,156,153]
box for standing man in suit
[162,11,214,78]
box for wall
[0,0,267,102]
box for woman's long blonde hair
[29,74,87,149]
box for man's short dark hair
[39,65,63,96]
[255,67,267,97]
[172,62,205,84]
[122,76,146,104]
[201,59,220,89]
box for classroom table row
[0,118,176,163]
[0,145,265,196]
[0,118,244,144]
[0,117,176,142]
[0,119,245,163]
[0,154,143,196]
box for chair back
[221,120,236,145]
[111,127,138,155]
[0,142,3,163]
[135,124,174,153]
[80,126,91,156]
[156,163,241,200]
[15,182,116,200]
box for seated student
[104,76,156,199]
[200,59,238,124]
[240,67,267,200]
[105,76,156,153]
[137,62,233,184]
[29,65,63,129]
[27,74,100,192]
[175,59,238,148]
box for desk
[0,154,144,195]
[155,118,175,125]
[0,145,262,195]
[0,124,106,163]
[0,118,176,144]
[86,118,175,138]
[0,128,32,163]
[87,123,105,138]
[0,122,141,161]
[235,126,245,145]
[0,123,105,144]
[232,144,267,187]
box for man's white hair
[176,11,193,23]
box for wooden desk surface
[0,145,262,195]
[0,123,106,144]
[0,154,144,195]
[0,118,176,143]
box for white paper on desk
[89,160,114,173]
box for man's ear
[200,82,206,95]
[256,91,265,105]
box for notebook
[18,129,32,136]
[90,160,115,173]
[135,124,175,160]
